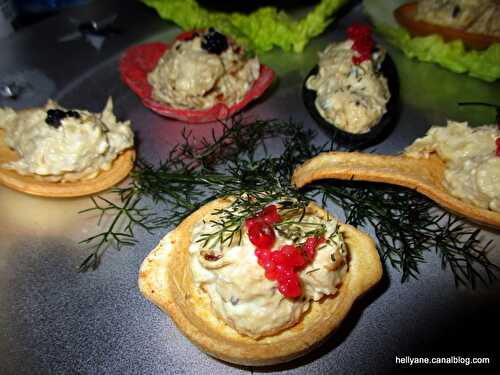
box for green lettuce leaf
[377,24,500,82]
[364,0,500,82]
[142,0,350,52]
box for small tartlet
[138,198,382,366]
[0,106,135,198]
[0,136,134,197]
[120,30,275,124]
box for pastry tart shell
[138,198,382,366]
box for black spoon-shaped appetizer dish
[303,54,400,149]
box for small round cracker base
[138,198,383,366]
[0,129,135,198]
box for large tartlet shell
[138,198,382,366]
[0,128,135,197]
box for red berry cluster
[496,137,500,157]
[246,205,282,249]
[346,23,374,65]
[245,205,325,298]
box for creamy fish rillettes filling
[306,40,390,134]
[0,98,134,182]
[147,34,260,110]
[404,121,500,212]
[189,212,348,339]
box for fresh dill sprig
[78,190,159,271]
[79,117,315,271]
[196,194,309,249]
[78,116,499,287]
[277,220,326,238]
[311,181,498,286]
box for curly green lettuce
[377,24,500,82]
[142,0,350,52]
[364,0,500,82]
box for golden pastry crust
[292,151,500,229]
[0,129,135,197]
[138,198,382,366]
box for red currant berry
[271,250,286,264]
[255,248,270,259]
[276,266,295,284]
[347,23,371,40]
[303,236,325,262]
[278,276,301,298]
[247,221,276,249]
[347,23,373,65]
[265,267,279,281]
[257,205,282,224]
[257,257,266,267]
[262,259,275,270]
[277,245,304,268]
[245,217,260,228]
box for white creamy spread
[415,0,500,37]
[405,121,500,212]
[148,32,260,110]
[189,209,348,338]
[0,98,134,182]
[306,40,390,134]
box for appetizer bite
[405,120,500,213]
[395,0,500,50]
[139,197,382,365]
[364,0,500,81]
[303,24,399,148]
[120,29,275,123]
[291,117,500,228]
[0,98,135,197]
[148,28,259,110]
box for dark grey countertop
[1,0,499,374]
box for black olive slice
[302,54,400,149]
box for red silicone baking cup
[119,31,275,124]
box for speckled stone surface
[0,1,499,374]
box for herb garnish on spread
[189,197,348,338]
